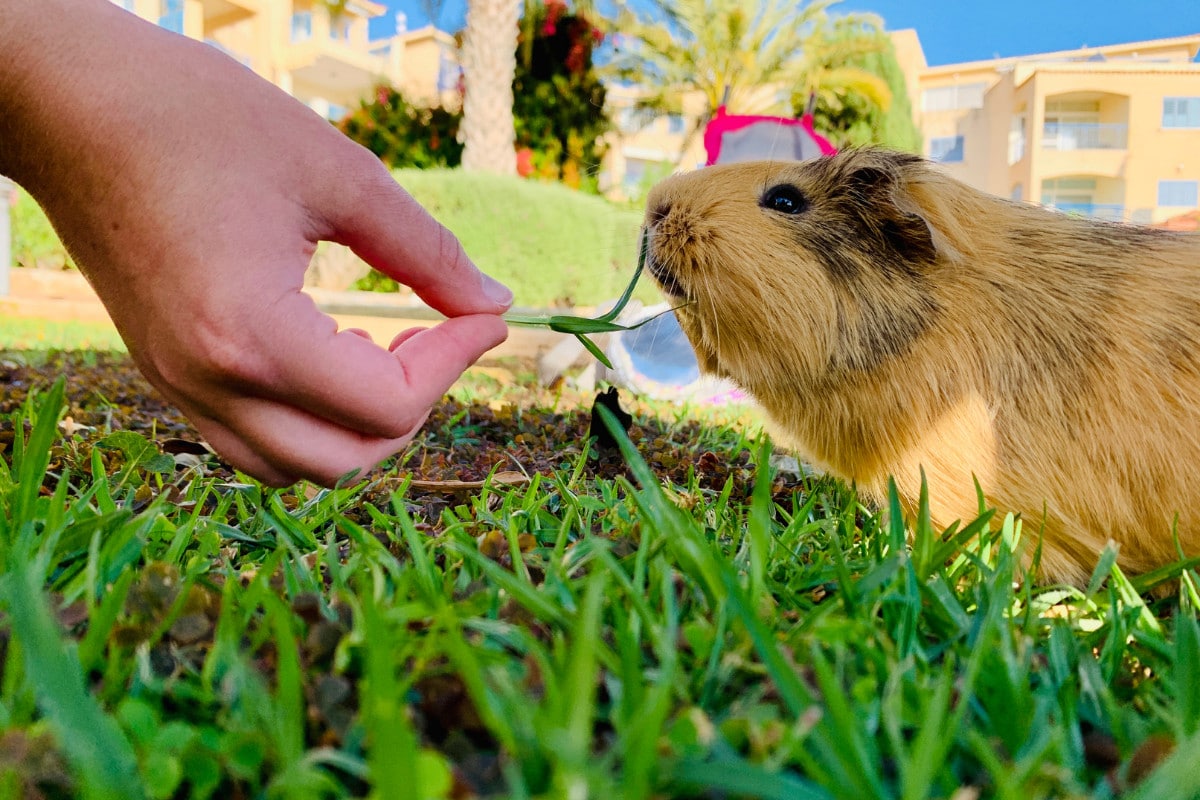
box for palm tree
[459,0,522,174]
[316,0,348,22]
[607,0,890,153]
[791,14,893,116]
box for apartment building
[108,0,452,120]
[897,30,1200,224]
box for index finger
[322,155,513,318]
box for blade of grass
[4,567,144,800]
[668,758,834,800]
[11,378,66,537]
[359,587,422,800]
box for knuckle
[436,223,470,278]
[184,312,272,390]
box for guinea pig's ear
[847,163,938,267]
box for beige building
[109,0,454,119]
[895,31,1200,223]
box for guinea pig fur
[642,147,1200,586]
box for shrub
[10,189,73,270]
[805,33,923,153]
[338,85,464,169]
[513,0,610,192]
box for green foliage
[10,188,73,270]
[337,85,464,169]
[804,28,923,152]
[513,1,610,191]
[606,0,886,124]
[355,168,652,308]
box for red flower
[566,42,585,74]
[516,147,535,177]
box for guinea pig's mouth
[646,254,688,300]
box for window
[1159,180,1199,207]
[921,83,987,112]
[1042,177,1097,207]
[1008,115,1026,163]
[291,11,313,42]
[158,0,183,33]
[666,115,685,135]
[436,47,463,93]
[622,158,648,194]
[617,107,643,134]
[330,18,351,40]
[929,136,964,163]
[1163,97,1200,128]
[1011,183,1023,201]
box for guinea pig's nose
[647,201,671,227]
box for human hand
[0,0,511,485]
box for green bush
[356,168,654,308]
[338,85,464,169]
[806,33,923,153]
[11,189,73,270]
[513,0,610,191]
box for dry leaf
[408,471,530,492]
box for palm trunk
[460,0,520,174]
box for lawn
[0,348,1198,800]
[0,318,125,353]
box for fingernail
[482,274,514,308]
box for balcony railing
[1048,202,1126,221]
[1042,122,1128,150]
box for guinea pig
[642,147,1200,587]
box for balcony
[197,0,261,30]
[1042,122,1128,150]
[284,13,397,98]
[1047,202,1126,221]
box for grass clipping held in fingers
[505,232,684,368]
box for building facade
[107,0,450,120]
[896,31,1200,223]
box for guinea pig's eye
[760,184,809,215]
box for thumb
[323,157,513,317]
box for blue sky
[371,0,1199,66]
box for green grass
[358,169,656,308]
[1,372,1199,799]
[0,318,126,352]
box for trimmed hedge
[11,189,73,270]
[359,168,655,308]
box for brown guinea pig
[642,148,1200,586]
